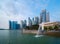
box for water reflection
[0,30,60,44]
[9,30,21,44]
[0,30,9,44]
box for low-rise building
[39,22,60,31]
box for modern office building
[16,24,20,29]
[32,18,35,25]
[28,17,32,26]
[40,13,42,23]
[13,21,17,29]
[9,21,20,30]
[40,9,50,23]
[23,20,27,28]
[46,12,50,22]
[9,21,11,29]
[9,21,15,29]
[34,17,39,25]
[20,20,27,29]
[32,17,39,25]
[40,9,46,23]
[20,20,24,29]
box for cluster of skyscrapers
[9,21,20,30]
[28,17,39,26]
[9,20,27,30]
[9,9,50,29]
[28,9,50,27]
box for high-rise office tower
[40,9,50,23]
[9,21,15,29]
[32,18,35,25]
[20,20,24,29]
[28,17,32,26]
[23,20,27,28]
[40,13,42,23]
[16,24,20,29]
[20,20,27,29]
[34,17,39,25]
[9,21,20,29]
[9,21,12,29]
[46,12,50,22]
[13,21,17,29]
[42,9,46,22]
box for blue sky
[0,0,60,29]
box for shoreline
[0,29,60,37]
[23,29,60,37]
[23,30,38,34]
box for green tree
[44,26,48,31]
[54,25,59,30]
[48,26,53,30]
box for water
[0,30,60,44]
[35,35,44,37]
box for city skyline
[0,0,60,29]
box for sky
[0,0,60,29]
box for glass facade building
[28,17,32,26]
[40,9,50,23]
[20,20,27,29]
[32,18,35,25]
[9,21,20,30]
[34,17,39,25]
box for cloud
[0,10,9,29]
[0,0,50,29]
[0,0,34,29]
[0,0,50,18]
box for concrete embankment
[23,30,60,37]
[23,30,38,34]
[45,31,60,37]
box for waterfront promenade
[23,29,60,37]
[23,29,38,34]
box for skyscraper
[9,21,12,29]
[20,20,27,29]
[9,21,20,29]
[40,13,42,23]
[20,20,24,29]
[32,18,35,25]
[13,21,17,29]
[40,9,50,23]
[42,9,46,22]
[23,20,27,28]
[46,12,50,22]
[16,24,20,29]
[34,17,39,25]
[28,17,32,26]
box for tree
[44,26,53,31]
[48,26,53,30]
[54,25,59,31]
[44,26,48,31]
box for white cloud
[0,0,34,29]
[0,0,50,29]
[0,11,9,29]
